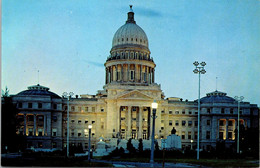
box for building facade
[10,6,259,152]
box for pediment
[117,90,154,100]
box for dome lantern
[126,5,136,24]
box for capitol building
[10,6,259,152]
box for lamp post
[191,139,194,150]
[193,61,206,160]
[234,96,244,154]
[150,100,158,166]
[88,124,92,162]
[63,92,74,158]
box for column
[127,106,132,139]
[111,65,114,82]
[140,65,142,82]
[152,68,155,83]
[134,64,136,82]
[138,107,143,139]
[116,65,118,81]
[127,64,130,82]
[121,64,124,82]
[217,119,219,139]
[44,114,46,136]
[24,114,27,136]
[226,119,228,140]
[105,68,108,84]
[34,114,37,136]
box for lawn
[1,157,113,167]
[163,158,259,167]
[102,157,259,167]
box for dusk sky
[2,0,260,105]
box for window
[38,103,42,108]
[207,120,211,126]
[92,107,95,112]
[52,142,57,148]
[28,103,32,108]
[169,120,172,126]
[219,120,224,126]
[207,108,211,113]
[18,102,23,108]
[71,119,75,123]
[195,111,198,115]
[78,107,82,112]
[53,104,57,109]
[219,132,224,139]
[182,110,185,114]
[195,121,198,126]
[28,115,34,122]
[161,120,164,123]
[85,107,88,112]
[161,127,164,130]
[52,128,57,136]
[38,116,44,122]
[92,121,95,124]
[221,108,225,114]
[52,116,57,122]
[188,121,192,126]
[175,111,179,114]
[101,108,104,112]
[28,128,33,136]
[181,131,185,139]
[230,108,233,114]
[38,128,43,136]
[182,120,186,126]
[206,131,210,139]
[78,120,81,124]
[169,110,172,114]
[78,133,82,137]
[71,106,75,111]
[228,120,233,126]
[175,120,179,126]
[130,70,135,80]
[228,132,232,140]
[189,111,192,115]
[85,120,88,124]
[161,110,165,114]
[195,132,198,139]
[188,132,191,139]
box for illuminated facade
[11,6,259,152]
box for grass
[1,157,113,167]
[161,158,259,167]
[100,156,259,167]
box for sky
[2,0,260,105]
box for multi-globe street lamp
[234,96,244,154]
[62,92,74,157]
[150,100,158,166]
[88,124,93,162]
[193,61,206,160]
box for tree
[138,138,143,153]
[1,88,26,152]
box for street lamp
[193,61,206,160]
[150,100,158,166]
[63,92,74,157]
[191,139,194,150]
[234,96,244,154]
[88,124,92,162]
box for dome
[199,90,236,103]
[112,6,149,50]
[17,84,60,98]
